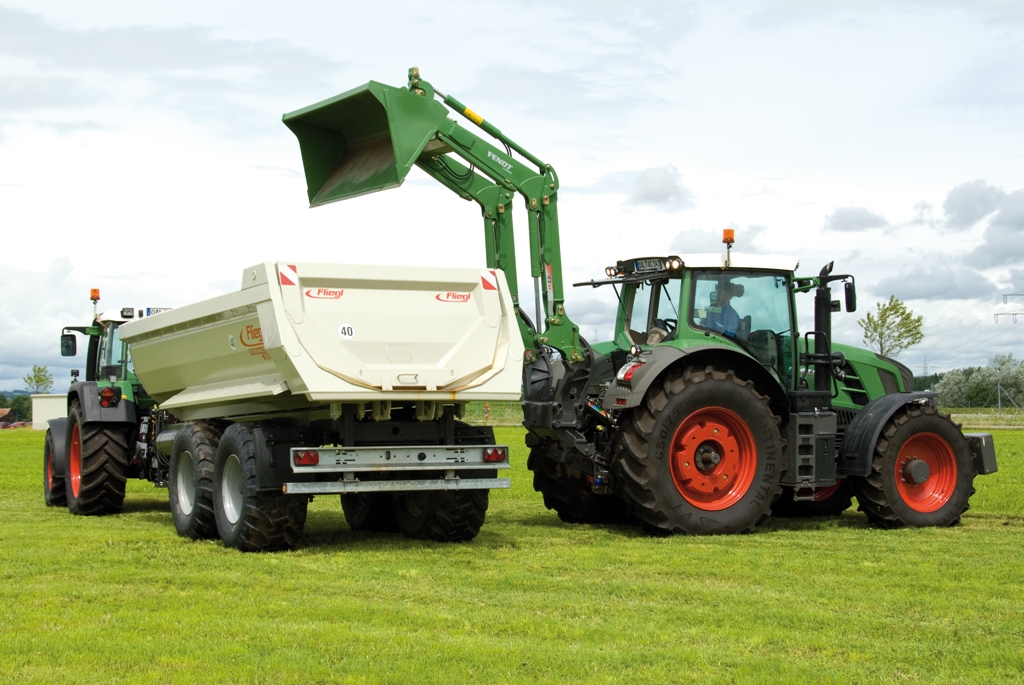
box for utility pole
[994,292,1024,322]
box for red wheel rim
[670,407,757,511]
[895,432,957,513]
[45,444,54,490]
[813,481,841,502]
[69,423,82,498]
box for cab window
[625,280,679,345]
[690,271,793,376]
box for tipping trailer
[66,261,522,550]
[279,67,997,534]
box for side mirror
[60,334,77,357]
[845,281,857,312]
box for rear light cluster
[294,450,320,466]
[98,386,122,408]
[616,361,644,384]
[483,447,507,463]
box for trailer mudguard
[69,381,138,425]
[46,418,69,479]
[837,391,937,478]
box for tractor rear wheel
[44,427,67,507]
[392,490,488,542]
[854,404,975,528]
[341,493,399,532]
[168,422,222,539]
[213,423,307,551]
[616,366,785,535]
[771,480,854,518]
[64,401,128,516]
[528,449,629,524]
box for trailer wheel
[44,427,67,507]
[213,424,307,551]
[616,366,784,535]
[341,493,399,533]
[528,449,629,524]
[854,404,975,528]
[771,480,854,518]
[392,490,488,542]
[64,401,128,516]
[168,422,222,539]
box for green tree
[857,295,924,358]
[10,394,31,421]
[23,365,54,394]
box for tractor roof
[679,253,799,272]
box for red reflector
[99,387,117,408]
[483,447,507,463]
[616,398,627,406]
[294,450,319,466]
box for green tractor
[279,68,997,534]
[43,290,169,515]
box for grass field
[1,428,1022,684]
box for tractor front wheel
[44,427,67,507]
[528,449,629,524]
[854,404,975,528]
[616,366,785,535]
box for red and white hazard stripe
[279,264,298,286]
[481,270,498,291]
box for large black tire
[527,449,629,524]
[213,424,307,551]
[64,401,128,516]
[392,490,488,542]
[771,479,855,518]
[341,493,399,532]
[44,427,67,507]
[616,366,785,535]
[168,422,222,539]
[854,404,975,528]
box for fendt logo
[305,288,344,299]
[436,292,471,303]
[486,150,513,173]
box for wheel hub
[902,458,930,485]
[694,443,722,471]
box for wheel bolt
[722,474,728,481]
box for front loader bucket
[283,81,449,207]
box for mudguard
[69,381,138,425]
[603,345,711,409]
[837,391,938,477]
[46,418,69,479]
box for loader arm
[283,67,582,363]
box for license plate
[635,258,663,272]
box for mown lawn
[0,427,1022,684]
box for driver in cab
[706,281,743,338]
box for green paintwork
[283,69,581,362]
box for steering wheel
[654,318,677,333]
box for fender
[837,391,937,477]
[603,344,790,419]
[46,418,69,479]
[68,381,138,425]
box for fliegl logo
[436,292,471,303]
[239,324,271,360]
[305,287,344,299]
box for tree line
[932,354,1024,409]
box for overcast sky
[2,1,1023,391]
